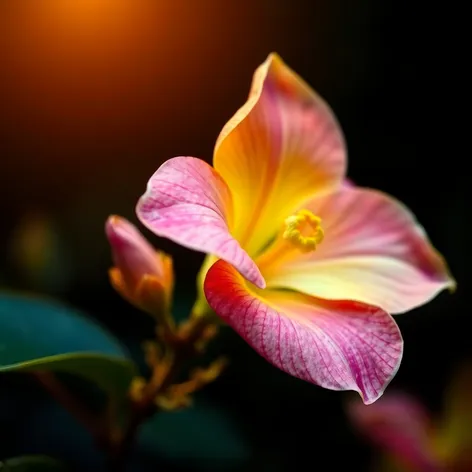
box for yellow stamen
[283,209,324,252]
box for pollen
[283,209,324,252]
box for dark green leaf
[0,353,134,399]
[0,292,136,397]
[0,455,67,471]
[139,399,249,470]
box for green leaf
[0,455,66,471]
[0,292,136,397]
[0,352,134,399]
[139,400,249,470]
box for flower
[136,53,454,404]
[105,215,174,317]
[348,365,472,472]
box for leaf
[0,292,136,398]
[139,399,249,470]
[10,395,249,471]
[7,402,105,471]
[0,455,66,471]
[0,353,134,399]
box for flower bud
[105,215,174,318]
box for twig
[107,314,211,471]
[34,371,106,439]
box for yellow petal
[214,53,346,257]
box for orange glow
[34,0,144,25]
[0,0,333,209]
[0,0,217,193]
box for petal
[214,53,346,256]
[348,394,442,472]
[204,260,403,405]
[136,156,265,288]
[258,187,455,314]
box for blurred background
[0,0,466,470]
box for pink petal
[258,186,455,314]
[213,53,346,256]
[136,156,265,288]
[349,394,442,471]
[204,259,403,404]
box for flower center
[283,209,324,252]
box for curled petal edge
[204,259,403,404]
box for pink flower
[348,366,472,471]
[105,215,174,316]
[136,53,454,403]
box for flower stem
[107,314,212,471]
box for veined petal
[204,260,403,405]
[136,156,265,288]
[214,53,346,256]
[349,395,442,472]
[258,187,455,314]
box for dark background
[0,0,466,470]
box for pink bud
[106,215,164,290]
[105,216,174,318]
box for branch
[34,371,106,440]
